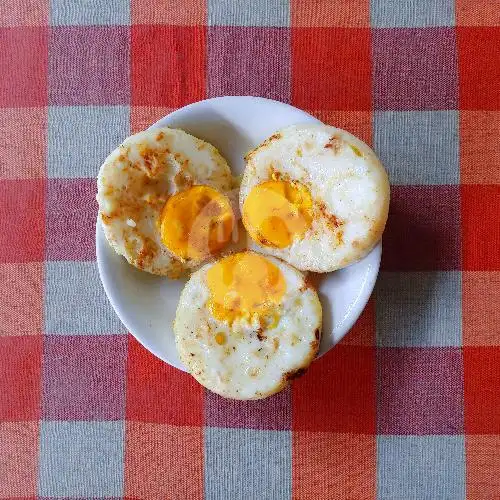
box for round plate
[96,96,381,371]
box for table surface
[1,1,499,499]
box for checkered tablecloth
[1,1,499,499]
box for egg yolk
[207,252,286,324]
[160,185,234,262]
[242,180,312,248]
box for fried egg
[174,251,322,399]
[240,124,390,272]
[97,127,236,277]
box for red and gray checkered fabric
[0,1,499,498]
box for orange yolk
[160,185,234,262]
[207,252,286,324]
[242,180,312,248]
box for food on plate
[97,127,235,277]
[174,251,322,399]
[160,185,235,264]
[240,124,390,272]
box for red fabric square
[0,179,45,263]
[130,106,174,134]
[293,432,376,499]
[466,435,500,498]
[462,185,500,271]
[0,0,48,26]
[0,107,46,179]
[463,272,500,346]
[0,263,43,336]
[292,27,372,111]
[464,347,500,434]
[456,0,500,26]
[460,111,500,184]
[0,27,47,107]
[131,25,205,107]
[0,336,42,421]
[291,0,370,27]
[293,346,375,433]
[0,422,38,497]
[131,0,205,25]
[125,422,203,500]
[458,27,500,110]
[126,336,204,426]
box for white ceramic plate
[96,96,381,371]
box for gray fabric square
[48,106,129,178]
[376,271,461,347]
[51,0,130,26]
[205,427,291,500]
[38,421,124,497]
[44,261,126,335]
[371,0,455,27]
[208,0,290,27]
[374,111,459,185]
[377,435,465,499]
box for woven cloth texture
[0,0,499,499]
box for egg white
[239,124,390,272]
[97,127,234,277]
[174,253,322,400]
